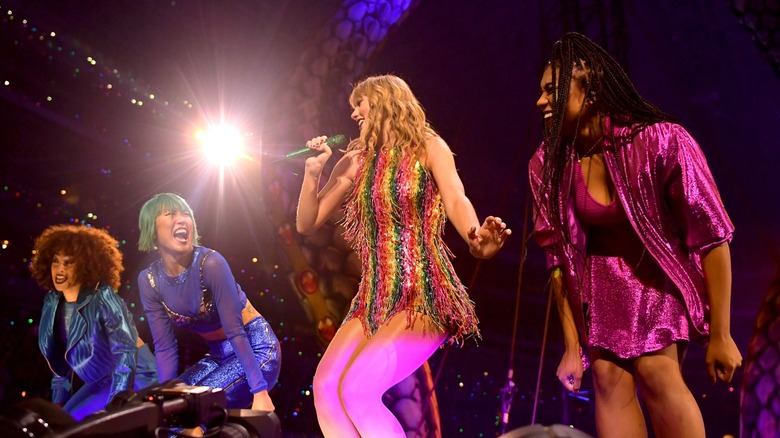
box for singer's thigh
[343,312,446,394]
[315,318,370,386]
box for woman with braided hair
[31,224,158,421]
[529,32,742,437]
[297,74,510,437]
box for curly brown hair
[30,224,124,291]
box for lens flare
[196,125,246,166]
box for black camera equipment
[0,381,282,438]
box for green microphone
[272,134,346,163]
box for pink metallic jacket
[529,118,734,345]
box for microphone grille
[326,134,347,147]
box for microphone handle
[280,147,316,159]
[272,134,346,163]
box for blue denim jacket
[38,284,140,405]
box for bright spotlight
[196,125,246,166]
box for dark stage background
[1,1,778,436]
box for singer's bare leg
[341,312,446,437]
[313,319,366,437]
[313,313,446,438]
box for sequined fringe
[342,148,480,345]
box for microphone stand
[500,190,531,434]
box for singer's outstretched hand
[467,216,511,259]
[304,135,333,177]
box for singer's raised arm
[296,138,360,235]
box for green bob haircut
[137,193,201,252]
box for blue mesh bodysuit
[138,246,281,408]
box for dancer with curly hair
[31,225,158,421]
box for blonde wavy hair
[347,75,438,159]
